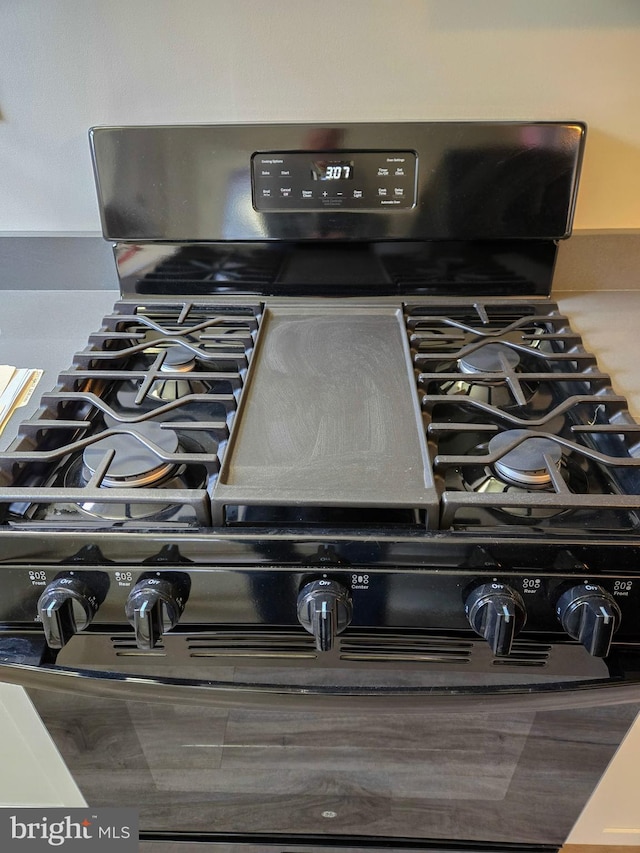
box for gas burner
[148,345,210,402]
[436,343,542,411]
[63,422,207,521]
[458,343,520,375]
[453,429,589,520]
[159,344,197,373]
[82,421,179,488]
[488,429,561,488]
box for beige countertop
[555,290,640,419]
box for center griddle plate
[214,305,437,520]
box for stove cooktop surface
[1,296,639,536]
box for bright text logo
[0,809,137,851]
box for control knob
[556,583,621,657]
[465,582,526,656]
[297,579,353,652]
[37,576,100,649]
[125,576,187,650]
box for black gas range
[2,121,640,703]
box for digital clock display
[311,160,354,181]
[252,149,416,210]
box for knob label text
[614,580,633,596]
[522,577,542,594]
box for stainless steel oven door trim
[1,638,640,713]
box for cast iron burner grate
[404,300,640,532]
[0,300,262,525]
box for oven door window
[26,660,638,847]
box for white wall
[1,0,639,232]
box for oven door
[1,636,639,853]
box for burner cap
[458,343,520,375]
[83,421,179,487]
[160,345,196,373]
[489,429,561,487]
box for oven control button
[297,579,353,653]
[37,576,99,650]
[556,584,621,657]
[464,583,526,657]
[125,577,186,650]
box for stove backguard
[87,121,585,300]
[91,122,584,244]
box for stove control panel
[252,150,417,211]
[6,553,639,662]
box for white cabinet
[0,684,85,807]
[567,710,640,846]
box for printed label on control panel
[613,580,633,596]
[522,577,542,594]
[351,573,370,590]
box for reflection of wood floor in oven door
[26,684,640,846]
